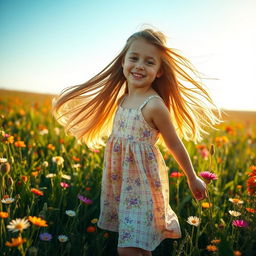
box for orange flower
[225,126,235,135]
[246,208,256,214]
[31,188,44,196]
[211,239,221,244]
[233,250,242,256]
[206,245,218,252]
[72,156,81,162]
[14,141,26,147]
[215,136,229,147]
[47,144,55,150]
[170,171,184,178]
[0,211,9,218]
[86,226,96,233]
[28,216,48,227]
[236,185,242,190]
[246,176,256,196]
[31,171,39,177]
[21,175,28,183]
[5,236,26,247]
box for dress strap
[139,95,163,110]
[119,94,128,107]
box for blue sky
[1,0,256,110]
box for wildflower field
[0,90,256,256]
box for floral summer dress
[97,94,181,251]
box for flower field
[0,91,256,256]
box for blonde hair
[52,28,222,149]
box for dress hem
[97,223,182,251]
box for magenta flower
[232,220,249,228]
[60,182,70,188]
[199,171,218,184]
[78,194,93,205]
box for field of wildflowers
[0,92,256,256]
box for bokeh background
[1,0,256,111]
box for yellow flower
[28,216,48,227]
[91,218,98,224]
[206,245,218,252]
[7,218,30,232]
[202,202,212,208]
[5,236,26,247]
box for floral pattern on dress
[97,95,182,251]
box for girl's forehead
[126,38,161,58]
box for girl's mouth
[131,72,145,79]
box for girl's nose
[135,63,144,70]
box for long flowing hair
[52,28,222,149]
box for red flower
[170,171,184,178]
[31,188,44,196]
[246,176,256,196]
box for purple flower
[232,220,249,228]
[39,232,52,241]
[199,171,218,184]
[77,194,93,205]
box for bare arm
[148,99,207,200]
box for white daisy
[58,235,68,242]
[52,156,64,166]
[1,197,15,204]
[7,218,30,232]
[46,173,56,178]
[186,216,200,227]
[61,174,71,180]
[0,158,7,163]
[228,210,241,217]
[65,210,76,217]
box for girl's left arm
[149,99,207,199]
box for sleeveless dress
[97,94,181,251]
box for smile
[131,72,145,79]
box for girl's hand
[187,175,208,201]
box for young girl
[52,28,221,256]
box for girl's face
[122,38,162,89]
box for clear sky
[0,0,256,111]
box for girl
[52,28,221,256]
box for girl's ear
[156,68,163,78]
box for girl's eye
[129,57,138,61]
[147,61,155,65]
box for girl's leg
[140,248,152,256]
[117,247,143,256]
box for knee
[117,247,142,256]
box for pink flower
[60,182,70,188]
[199,171,218,184]
[77,194,93,205]
[232,220,249,228]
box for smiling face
[122,38,163,89]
